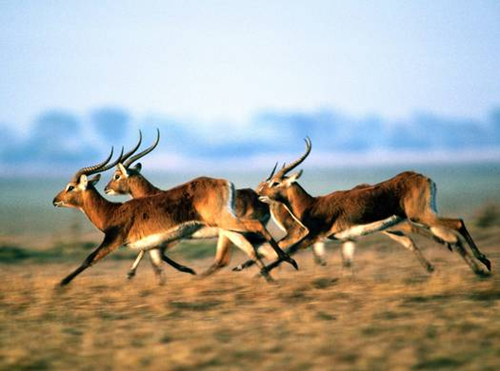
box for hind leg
[223,217,298,271]
[438,218,491,271]
[200,233,233,277]
[341,240,356,269]
[427,225,486,276]
[453,239,486,276]
[223,231,275,282]
[148,249,166,285]
[383,231,434,273]
[412,210,490,272]
[231,219,305,272]
[394,222,453,251]
[263,234,321,274]
[257,243,278,261]
[312,242,327,266]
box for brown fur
[54,171,297,285]
[55,177,229,242]
[105,166,304,277]
[257,167,491,275]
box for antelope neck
[129,176,162,198]
[82,188,120,232]
[284,183,315,219]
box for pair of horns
[72,129,160,181]
[266,137,312,180]
[120,128,160,168]
[72,147,124,181]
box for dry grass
[1,229,500,370]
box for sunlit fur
[257,164,491,275]
[104,162,306,277]
[55,174,288,285]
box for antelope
[53,149,298,286]
[253,138,491,276]
[330,182,451,272]
[237,175,439,274]
[103,131,322,279]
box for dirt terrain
[0,220,499,370]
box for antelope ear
[88,174,101,187]
[118,163,129,178]
[131,163,142,173]
[285,170,303,186]
[78,174,89,190]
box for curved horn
[266,162,279,181]
[123,128,160,167]
[73,147,114,181]
[98,147,125,173]
[276,137,312,178]
[119,130,143,167]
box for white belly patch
[126,222,204,250]
[333,216,403,241]
[188,226,220,239]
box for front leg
[60,234,122,286]
[148,249,166,285]
[160,247,196,275]
[232,223,307,272]
[263,234,320,274]
[201,232,232,277]
[127,250,146,279]
[240,219,299,271]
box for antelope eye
[114,174,120,180]
[67,185,75,192]
[271,182,280,187]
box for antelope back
[184,177,237,226]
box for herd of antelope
[52,131,492,286]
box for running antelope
[104,131,315,279]
[53,149,298,286]
[238,169,441,274]
[254,138,491,276]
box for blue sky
[1,0,499,132]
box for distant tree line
[0,106,499,171]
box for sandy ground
[1,225,499,371]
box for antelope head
[256,137,312,204]
[104,129,160,196]
[53,147,123,208]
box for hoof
[474,270,492,278]
[261,273,275,283]
[59,278,71,287]
[127,271,136,280]
[180,267,197,275]
[54,283,68,292]
[199,269,215,278]
[314,257,327,267]
[480,257,492,272]
[286,257,299,271]
[232,265,243,272]
[260,268,275,283]
[426,265,435,273]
